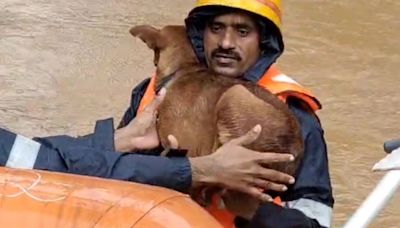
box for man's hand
[189,125,295,202]
[114,88,166,152]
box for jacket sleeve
[0,119,192,193]
[248,102,334,228]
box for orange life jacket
[138,65,321,113]
[136,65,321,228]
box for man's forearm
[34,144,193,192]
[0,119,193,193]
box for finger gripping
[232,125,262,146]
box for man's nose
[219,29,236,50]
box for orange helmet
[193,0,282,33]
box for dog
[129,24,304,219]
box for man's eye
[210,24,222,33]
[238,28,250,37]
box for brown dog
[130,25,303,218]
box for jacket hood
[184,5,284,82]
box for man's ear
[130,25,161,50]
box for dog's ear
[130,25,162,50]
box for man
[118,1,334,227]
[0,0,295,221]
[0,1,333,228]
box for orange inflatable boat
[0,167,222,227]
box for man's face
[203,11,261,78]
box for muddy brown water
[1,0,399,227]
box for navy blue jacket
[0,78,334,228]
[119,78,334,227]
[0,119,192,192]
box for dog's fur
[130,25,304,218]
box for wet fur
[130,25,304,217]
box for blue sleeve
[284,105,334,207]
[248,103,334,228]
[0,118,192,193]
[33,118,192,193]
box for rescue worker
[0,0,334,227]
[118,0,334,227]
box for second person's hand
[114,88,166,152]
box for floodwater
[0,0,399,227]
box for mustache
[211,48,241,61]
